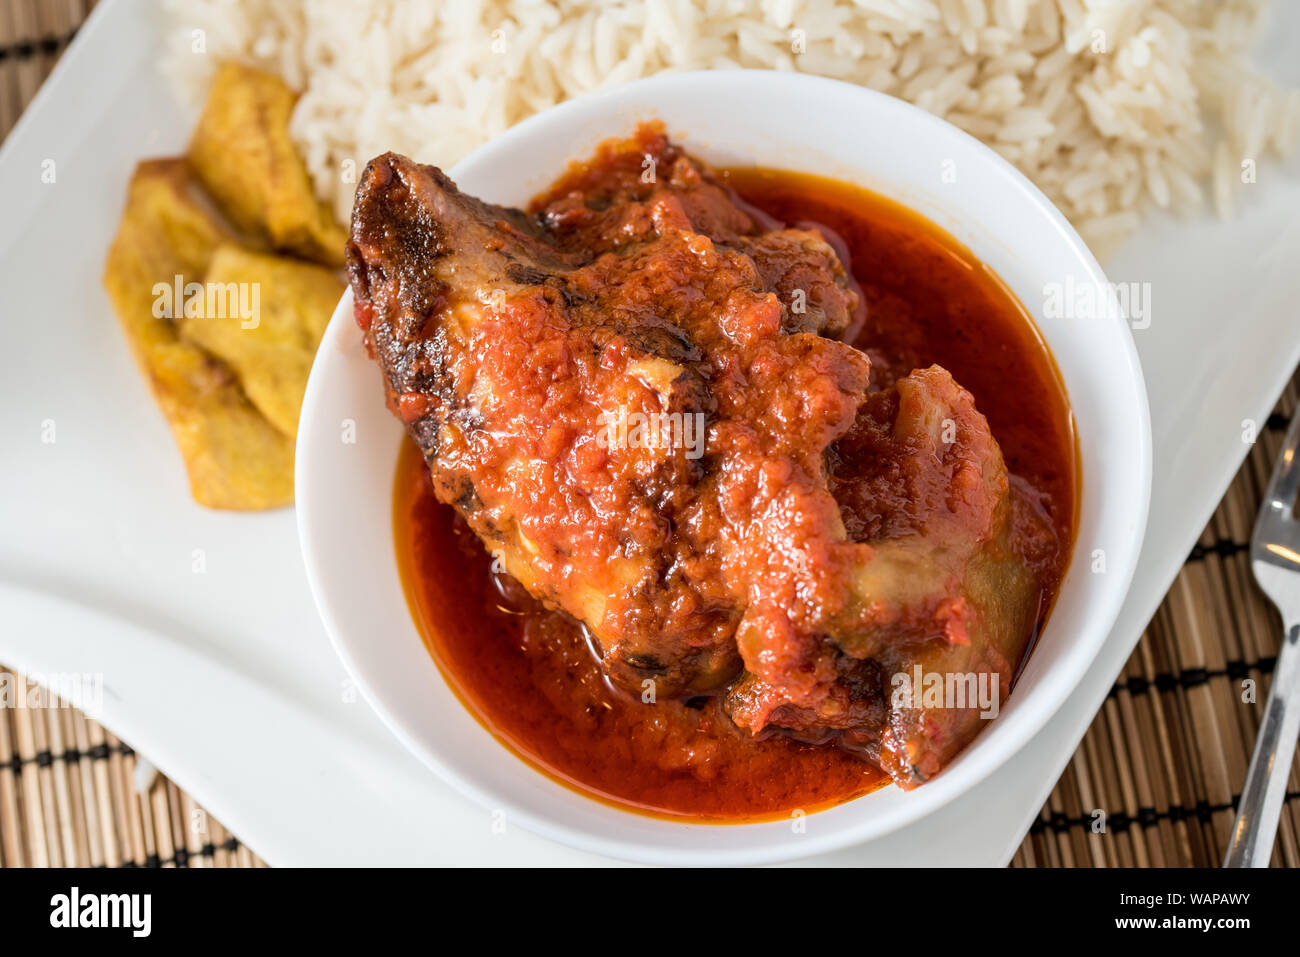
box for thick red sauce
[393,170,1077,821]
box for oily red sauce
[722,169,1077,536]
[393,170,1077,821]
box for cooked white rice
[160,0,1300,254]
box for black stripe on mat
[3,742,134,774]
[1109,657,1277,697]
[1186,539,1250,562]
[0,29,79,63]
[118,837,245,869]
[1029,792,1300,835]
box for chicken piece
[348,129,1052,788]
[189,61,346,267]
[103,159,294,509]
[348,148,870,698]
[533,127,861,339]
[180,245,343,438]
[726,365,1055,786]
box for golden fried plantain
[103,159,295,510]
[180,245,343,438]
[188,61,346,267]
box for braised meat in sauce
[351,126,1076,811]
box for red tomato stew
[371,136,1076,821]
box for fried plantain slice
[103,158,295,510]
[180,244,343,438]
[188,61,346,267]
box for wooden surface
[1,0,1296,868]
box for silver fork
[1224,409,1300,867]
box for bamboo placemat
[2,0,1297,869]
[0,676,267,868]
[1013,373,1300,868]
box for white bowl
[296,70,1151,865]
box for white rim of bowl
[296,69,1152,865]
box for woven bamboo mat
[2,0,1297,869]
[1013,373,1300,868]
